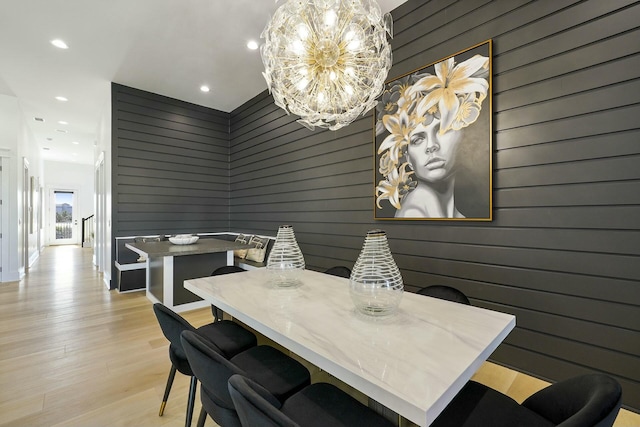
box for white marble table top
[185,269,515,426]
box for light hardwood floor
[0,246,637,427]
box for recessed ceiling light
[200,85,210,93]
[46,138,53,141]
[43,147,50,151]
[34,117,45,122]
[55,96,68,102]
[247,40,259,50]
[71,141,79,145]
[58,120,68,125]
[51,39,69,49]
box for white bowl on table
[169,235,199,245]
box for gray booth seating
[114,232,275,292]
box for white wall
[0,93,44,282]
[43,161,95,246]
[19,120,43,267]
[0,94,19,282]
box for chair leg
[196,407,207,427]
[185,376,198,427]
[211,305,222,322]
[159,365,177,416]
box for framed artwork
[374,40,493,221]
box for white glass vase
[266,225,305,287]
[349,230,403,316]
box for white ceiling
[0,0,407,165]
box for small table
[126,238,251,311]
[185,269,515,426]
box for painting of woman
[375,41,492,220]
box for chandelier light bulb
[291,39,305,54]
[261,0,393,131]
[297,78,309,91]
[324,10,337,26]
[296,24,309,39]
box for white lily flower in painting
[410,54,489,135]
[376,163,415,210]
[378,109,413,163]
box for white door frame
[49,189,79,245]
[94,153,105,271]
[23,158,29,271]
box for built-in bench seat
[235,257,268,270]
[114,237,148,292]
[114,232,275,292]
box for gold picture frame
[374,40,493,221]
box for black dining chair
[228,373,395,427]
[210,265,246,322]
[417,285,471,305]
[430,373,622,427]
[152,303,257,427]
[181,330,311,427]
[324,265,352,278]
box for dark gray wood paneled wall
[229,0,640,410]
[111,83,231,282]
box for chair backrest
[521,374,622,427]
[417,285,470,305]
[153,303,196,360]
[211,265,246,276]
[210,266,246,320]
[324,266,352,278]
[180,330,244,412]
[228,374,298,427]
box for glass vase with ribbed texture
[267,225,305,287]
[349,230,403,316]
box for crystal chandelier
[261,0,393,131]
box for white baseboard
[0,270,21,282]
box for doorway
[23,158,29,271]
[50,189,79,245]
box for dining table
[184,268,515,426]
[126,237,251,311]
